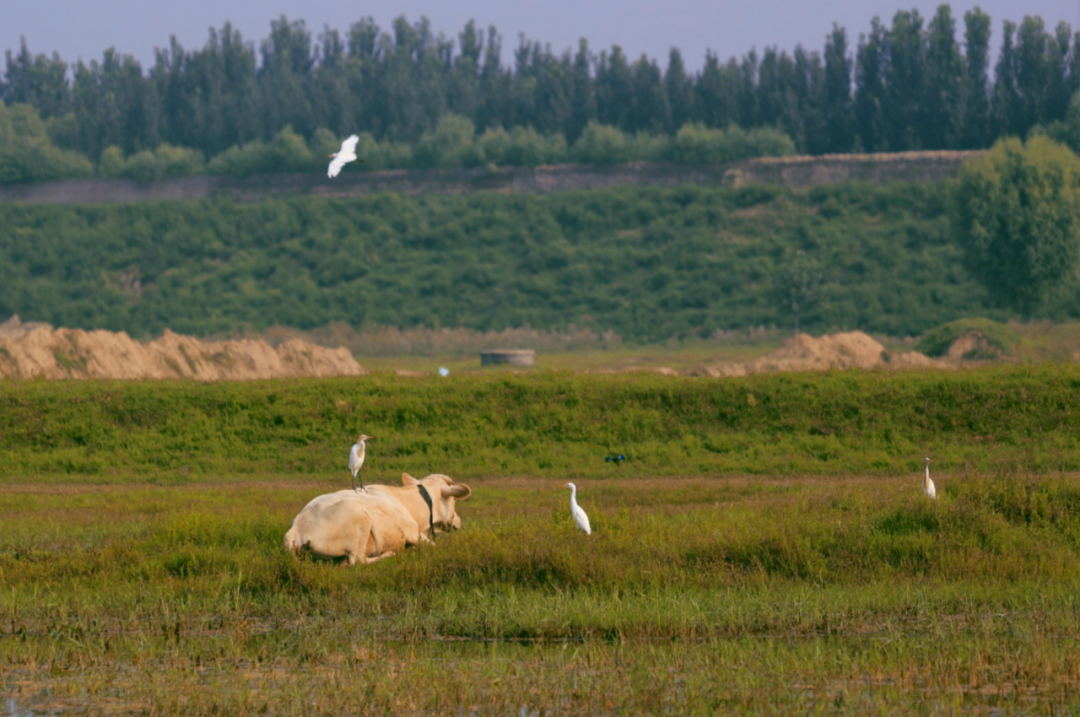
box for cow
[283,473,471,566]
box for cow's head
[402,473,471,532]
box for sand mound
[700,331,948,377]
[0,315,365,381]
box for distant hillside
[2,182,1070,342]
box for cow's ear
[442,484,472,500]
[402,473,419,486]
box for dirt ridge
[690,331,948,377]
[0,315,365,381]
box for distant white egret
[922,456,936,500]
[349,434,373,491]
[562,482,591,535]
[327,134,360,178]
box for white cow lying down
[284,473,471,566]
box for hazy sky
[4,0,1080,73]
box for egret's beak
[327,153,336,158]
[560,483,569,488]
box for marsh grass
[3,366,1080,482]
[4,369,1080,712]
[3,473,1080,713]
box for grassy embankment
[0,181,1019,342]
[3,368,1080,713]
[4,366,1080,480]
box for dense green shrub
[571,122,634,164]
[205,125,314,177]
[348,132,413,170]
[478,126,568,167]
[571,122,665,164]
[953,136,1080,317]
[99,144,205,182]
[0,103,93,184]
[666,124,797,164]
[413,114,485,169]
[1036,90,1080,155]
[914,318,1021,357]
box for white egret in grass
[922,456,937,500]
[562,482,591,535]
[349,434,373,492]
[327,134,360,178]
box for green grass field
[3,366,1080,481]
[3,369,1080,713]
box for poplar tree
[924,5,964,148]
[855,17,888,151]
[961,7,992,148]
[823,25,854,153]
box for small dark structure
[480,349,535,367]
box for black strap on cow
[417,485,436,542]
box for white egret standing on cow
[349,434,373,492]
[922,457,936,500]
[327,134,360,178]
[561,483,591,535]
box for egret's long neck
[924,463,930,485]
[568,486,578,507]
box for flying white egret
[561,482,592,535]
[922,456,936,500]
[327,134,360,178]
[349,434,373,492]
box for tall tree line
[3,5,1079,161]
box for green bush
[0,103,93,184]
[307,128,340,160]
[1036,90,1080,156]
[479,126,568,167]
[953,136,1080,316]
[914,318,1021,357]
[413,114,483,169]
[667,123,797,164]
[571,122,635,164]
[98,144,204,182]
[206,125,314,177]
